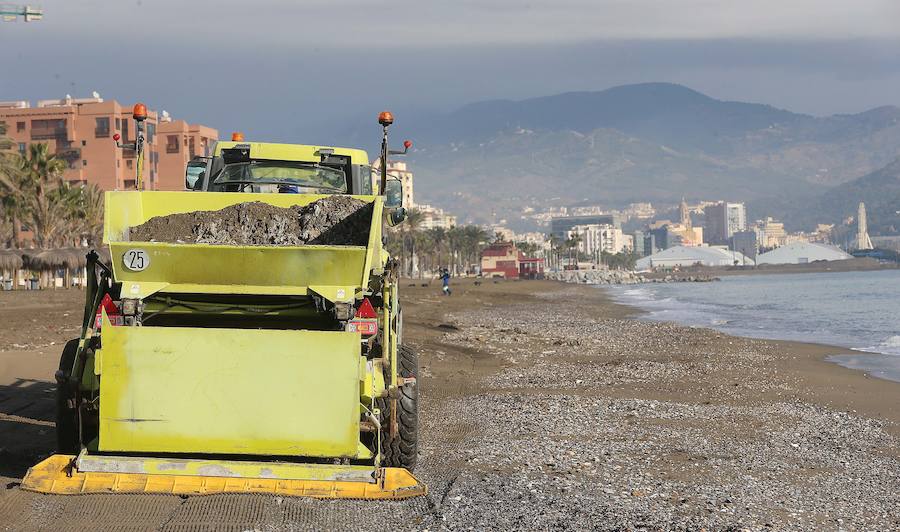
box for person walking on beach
[440,268,452,296]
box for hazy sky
[2,0,900,143]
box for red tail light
[94,293,123,328]
[347,320,378,336]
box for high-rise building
[704,201,747,244]
[0,96,217,191]
[643,233,657,256]
[632,230,646,257]
[567,224,625,256]
[730,230,758,261]
[371,158,414,208]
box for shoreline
[639,256,899,280]
[593,282,900,432]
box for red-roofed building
[480,242,544,279]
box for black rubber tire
[380,344,418,471]
[56,338,80,454]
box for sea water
[608,270,900,382]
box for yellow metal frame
[213,141,369,166]
[22,455,426,499]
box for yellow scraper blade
[22,455,426,500]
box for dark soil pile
[129,196,372,246]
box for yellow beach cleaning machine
[23,111,424,499]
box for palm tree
[515,241,539,257]
[400,208,423,277]
[75,183,104,246]
[425,227,447,271]
[0,122,23,247]
[16,143,69,248]
[564,234,582,268]
[447,226,463,274]
[462,225,489,274]
[547,234,559,270]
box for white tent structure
[636,246,754,270]
[756,242,852,265]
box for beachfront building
[480,241,544,279]
[156,117,218,191]
[371,158,415,208]
[551,213,619,239]
[755,242,852,265]
[0,95,216,192]
[567,224,625,256]
[636,245,754,270]
[417,204,457,229]
[369,159,456,228]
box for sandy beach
[1,279,899,530]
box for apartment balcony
[30,128,68,141]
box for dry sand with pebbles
[1,279,899,530]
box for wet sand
[0,280,898,529]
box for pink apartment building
[0,96,217,191]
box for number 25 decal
[123,249,149,272]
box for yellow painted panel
[76,452,375,482]
[99,325,362,458]
[213,141,369,166]
[109,242,368,296]
[22,455,426,500]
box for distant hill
[430,83,809,153]
[789,158,900,235]
[397,83,900,230]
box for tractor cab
[186,138,376,196]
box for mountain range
[395,83,900,232]
[796,157,900,235]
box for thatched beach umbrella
[0,250,24,291]
[0,250,23,271]
[18,250,45,289]
[20,249,76,289]
[20,249,45,271]
[59,248,89,269]
[60,248,92,288]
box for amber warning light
[378,111,394,126]
[132,103,148,121]
[231,132,245,141]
